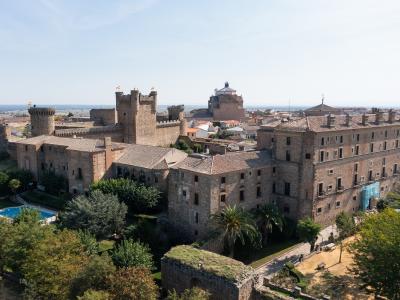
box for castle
[28,88,187,147]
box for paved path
[256,224,338,279]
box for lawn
[0,197,18,209]
[236,240,300,268]
[20,190,69,210]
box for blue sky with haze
[0,0,399,107]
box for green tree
[40,170,67,195]
[349,209,400,299]
[8,178,21,199]
[6,169,34,191]
[91,178,160,213]
[59,190,127,238]
[106,266,159,300]
[254,204,284,247]
[22,229,89,300]
[0,171,9,194]
[335,212,356,263]
[167,287,210,300]
[77,229,100,256]
[0,208,48,274]
[211,205,260,257]
[70,254,116,298]
[111,239,154,270]
[77,290,111,300]
[297,217,321,251]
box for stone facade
[90,108,117,126]
[208,82,245,121]
[169,110,400,240]
[161,245,258,300]
[28,88,186,147]
[15,135,187,194]
[28,106,55,136]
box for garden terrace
[163,245,253,283]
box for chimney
[375,110,384,125]
[327,114,336,128]
[362,114,369,126]
[104,137,112,149]
[345,114,352,127]
[389,109,396,123]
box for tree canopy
[297,217,321,251]
[211,205,260,257]
[111,239,154,270]
[90,178,160,213]
[59,190,127,238]
[349,208,400,299]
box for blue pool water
[0,206,56,220]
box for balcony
[337,186,344,193]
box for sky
[0,0,399,107]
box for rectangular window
[339,147,343,159]
[284,182,291,196]
[356,134,360,142]
[321,137,325,146]
[384,141,387,151]
[272,167,276,174]
[272,182,276,193]
[257,170,261,176]
[318,183,324,196]
[337,178,342,190]
[194,193,199,205]
[194,175,198,182]
[220,194,226,202]
[336,201,341,208]
[353,174,358,186]
[286,137,291,145]
[340,136,343,143]
[370,143,374,153]
[286,150,291,161]
[239,190,244,201]
[396,140,399,148]
[394,164,398,174]
[240,173,245,179]
[257,186,261,197]
[317,207,322,214]
[368,170,373,181]
[385,130,388,138]
[371,132,375,140]
[382,167,386,178]
[354,163,359,172]
[305,153,311,159]
[320,151,324,162]
[195,212,199,224]
[221,177,226,184]
[182,190,187,198]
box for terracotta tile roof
[15,135,125,152]
[116,144,187,169]
[174,150,272,175]
[276,113,400,132]
[186,128,199,133]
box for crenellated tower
[116,89,157,145]
[28,106,55,136]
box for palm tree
[211,205,259,257]
[254,204,284,247]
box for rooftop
[174,150,271,174]
[276,113,400,132]
[163,245,253,283]
[215,82,237,96]
[116,144,187,169]
[16,135,125,152]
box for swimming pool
[0,205,56,221]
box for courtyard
[295,237,373,300]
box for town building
[169,110,400,239]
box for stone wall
[155,121,182,146]
[161,256,257,300]
[90,109,117,126]
[28,107,55,136]
[54,125,124,142]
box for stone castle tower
[116,89,157,144]
[28,106,55,136]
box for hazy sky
[0,0,399,107]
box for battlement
[156,120,181,128]
[28,107,56,116]
[55,124,123,137]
